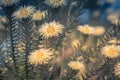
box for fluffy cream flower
[68,61,86,80]
[108,39,117,44]
[68,61,85,71]
[0,0,19,6]
[101,45,120,58]
[108,39,120,44]
[13,6,35,19]
[77,25,105,36]
[45,0,66,8]
[77,25,94,35]
[107,13,120,25]
[38,21,64,39]
[92,27,105,36]
[71,39,81,50]
[114,63,120,78]
[28,49,53,66]
[32,10,46,21]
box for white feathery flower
[107,12,120,25]
[101,45,120,58]
[77,25,105,36]
[13,6,35,19]
[68,61,86,80]
[38,21,64,39]
[28,48,53,66]
[32,10,47,21]
[114,62,120,78]
[77,25,94,35]
[107,38,120,44]
[71,39,81,50]
[68,61,86,71]
[92,26,105,36]
[45,0,66,8]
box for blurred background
[0,0,120,27]
[77,0,120,24]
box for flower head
[114,63,120,78]
[92,27,105,36]
[13,6,35,19]
[101,45,120,58]
[107,12,120,25]
[71,39,81,50]
[32,10,46,21]
[77,25,105,36]
[68,61,86,80]
[28,48,53,66]
[0,0,19,6]
[77,25,94,35]
[45,0,66,8]
[38,21,64,39]
[68,61,85,71]
[108,39,120,44]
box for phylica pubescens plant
[0,0,120,80]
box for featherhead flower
[0,0,19,6]
[68,61,85,71]
[13,6,35,19]
[108,39,117,44]
[92,27,105,36]
[101,45,120,58]
[28,49,53,66]
[45,0,66,8]
[107,13,120,25]
[38,21,64,39]
[77,25,94,35]
[108,39,120,44]
[71,39,81,50]
[68,61,86,80]
[114,63,120,78]
[32,10,46,21]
